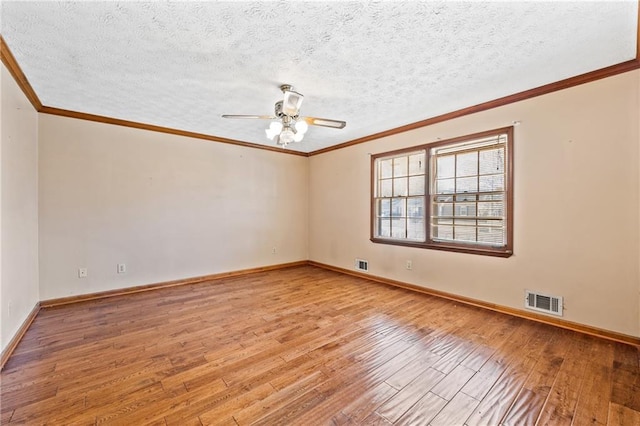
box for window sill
[370,237,513,258]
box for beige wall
[38,115,308,300]
[1,63,40,352]
[309,70,640,337]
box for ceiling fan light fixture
[282,90,304,116]
[294,120,308,135]
[279,126,296,145]
[265,121,283,140]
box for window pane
[478,201,504,217]
[456,152,478,177]
[393,157,408,177]
[407,197,424,218]
[454,203,476,217]
[456,176,477,193]
[434,199,453,217]
[391,219,406,238]
[393,177,408,196]
[379,159,393,178]
[436,155,455,179]
[391,198,406,217]
[479,148,504,175]
[479,174,504,192]
[378,199,391,217]
[409,153,426,175]
[408,176,425,196]
[436,178,455,194]
[407,218,425,240]
[378,218,391,237]
[380,179,392,197]
[432,225,453,240]
[454,226,476,242]
[478,226,505,244]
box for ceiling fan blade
[221,114,276,119]
[302,116,347,129]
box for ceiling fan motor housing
[274,101,297,119]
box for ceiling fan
[222,84,346,148]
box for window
[372,127,513,257]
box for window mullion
[405,156,409,238]
[476,151,480,242]
[453,153,457,241]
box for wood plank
[459,321,531,401]
[501,329,572,425]
[360,411,394,425]
[0,266,637,424]
[500,388,545,426]
[536,334,593,425]
[430,364,475,401]
[572,338,615,425]
[384,351,440,390]
[249,388,326,426]
[376,367,445,422]
[429,391,479,426]
[608,402,640,425]
[90,383,169,425]
[610,342,640,412]
[394,392,447,425]
[464,322,556,425]
[0,410,14,424]
[197,382,275,425]
[278,332,419,423]
[233,370,328,424]
[339,381,397,423]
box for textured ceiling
[1,1,638,153]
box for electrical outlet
[272,247,277,254]
[78,268,88,278]
[117,263,126,274]
[406,260,412,270]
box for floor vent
[355,259,368,272]
[525,290,563,316]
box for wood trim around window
[371,127,514,258]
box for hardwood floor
[1,265,639,425]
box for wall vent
[355,259,368,272]
[525,290,563,316]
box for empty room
[1,1,639,425]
